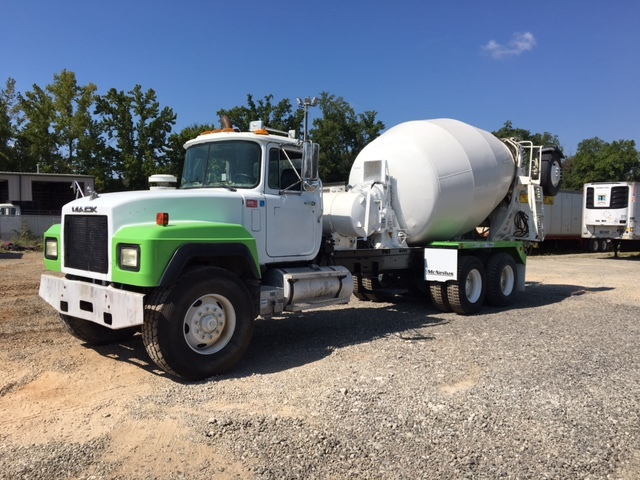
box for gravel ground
[0,251,639,479]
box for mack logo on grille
[72,206,97,213]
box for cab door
[264,145,321,259]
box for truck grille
[64,215,109,273]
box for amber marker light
[156,212,169,226]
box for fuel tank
[262,266,354,311]
[348,119,516,245]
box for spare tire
[540,146,563,196]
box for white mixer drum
[348,119,516,245]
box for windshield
[181,140,262,189]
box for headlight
[44,237,58,260]
[119,245,140,271]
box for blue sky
[1,0,639,156]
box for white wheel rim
[550,161,561,187]
[500,265,515,296]
[183,294,236,354]
[465,269,483,303]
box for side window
[268,147,303,191]
[268,149,280,189]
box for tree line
[1,70,638,191]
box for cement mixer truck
[39,115,563,380]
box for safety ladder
[521,143,545,240]
[527,183,545,240]
[504,139,546,241]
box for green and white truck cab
[39,122,352,379]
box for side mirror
[302,142,320,192]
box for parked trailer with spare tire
[39,109,563,380]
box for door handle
[304,201,316,206]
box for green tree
[310,92,385,183]
[217,94,304,133]
[95,85,176,191]
[562,137,640,190]
[17,71,101,175]
[17,83,57,173]
[0,78,18,170]
[165,123,218,182]
[47,70,99,173]
[492,120,561,147]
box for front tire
[446,256,486,315]
[142,267,255,380]
[60,314,137,345]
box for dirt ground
[1,250,639,478]
[0,252,242,478]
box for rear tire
[60,314,137,345]
[429,282,452,312]
[485,253,518,307]
[446,256,486,315]
[352,275,369,301]
[142,267,255,380]
[362,276,394,302]
[598,239,609,252]
[585,238,600,253]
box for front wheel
[446,256,486,315]
[60,314,137,345]
[142,267,255,380]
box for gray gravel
[1,252,640,479]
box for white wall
[0,215,60,242]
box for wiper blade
[207,183,237,192]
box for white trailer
[539,190,611,252]
[582,181,640,255]
[543,190,582,243]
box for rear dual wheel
[352,274,394,302]
[447,256,486,315]
[485,253,518,307]
[585,238,608,253]
[429,253,519,314]
[429,283,452,312]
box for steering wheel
[233,173,253,184]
